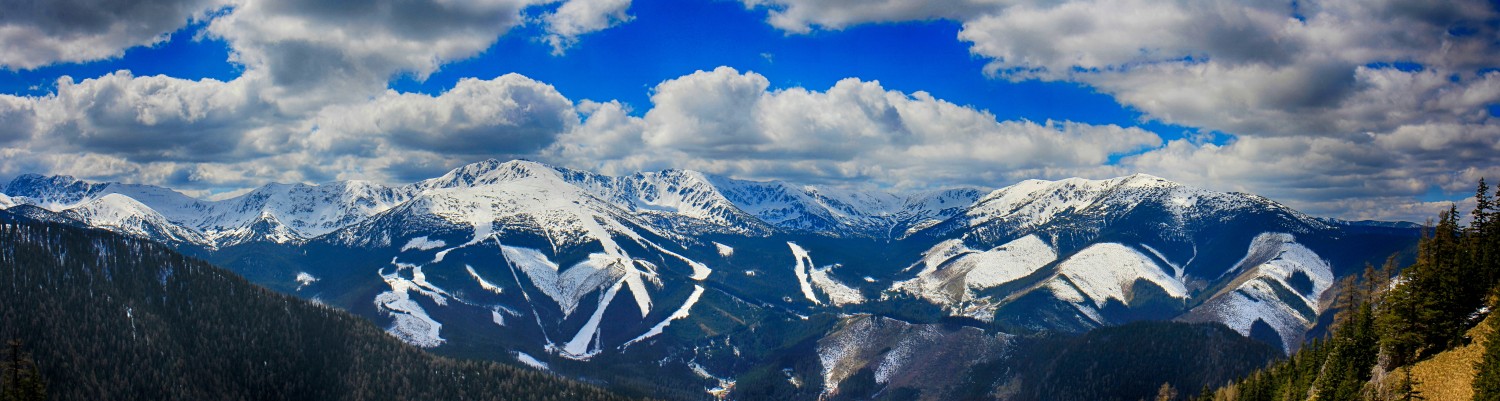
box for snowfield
[1047,243,1186,308]
[1186,233,1333,351]
[895,234,1057,307]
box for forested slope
[0,214,639,401]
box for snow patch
[810,266,865,306]
[516,352,549,370]
[374,268,445,348]
[401,236,446,251]
[295,272,318,291]
[788,242,821,304]
[714,242,734,257]
[466,265,503,294]
[1048,243,1186,308]
[1140,243,1184,279]
[622,285,705,349]
[894,234,1056,308]
[561,280,624,359]
[491,309,506,327]
[502,245,625,317]
[1188,233,1334,351]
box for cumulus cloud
[203,0,544,110]
[541,0,634,55]
[0,0,230,69]
[311,74,578,157]
[550,66,1160,188]
[0,95,37,144]
[0,71,583,192]
[21,71,286,162]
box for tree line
[1197,179,1500,401]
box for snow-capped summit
[415,159,565,191]
[4,174,204,215]
[195,179,411,244]
[61,193,208,246]
[0,161,1349,250]
[932,173,1330,247]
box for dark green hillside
[979,321,1280,401]
[0,216,639,401]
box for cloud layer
[741,0,1500,221]
[0,0,1496,224]
[551,67,1159,188]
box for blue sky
[0,0,1496,222]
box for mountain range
[0,159,1421,400]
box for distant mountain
[0,213,638,401]
[0,160,1421,400]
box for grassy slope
[1411,314,1493,401]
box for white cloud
[311,74,578,157]
[550,66,1160,188]
[541,0,634,55]
[742,0,1007,33]
[0,95,37,144]
[204,0,546,110]
[23,71,286,162]
[1120,128,1500,222]
[742,0,1500,139]
[0,0,230,69]
[0,0,638,192]
[0,71,580,191]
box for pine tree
[1475,317,1500,401]
[1474,179,1499,303]
[1475,179,1493,237]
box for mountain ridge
[0,159,1406,249]
[0,159,1422,399]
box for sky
[0,0,1497,223]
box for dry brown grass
[1411,316,1495,401]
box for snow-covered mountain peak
[4,174,106,210]
[417,159,567,191]
[5,173,83,193]
[193,178,411,244]
[62,193,209,246]
[963,174,1279,233]
[1117,173,1176,188]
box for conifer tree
[1474,317,1500,401]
